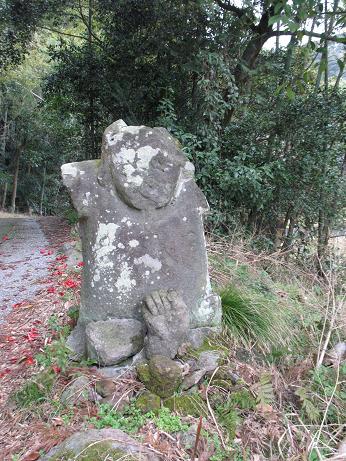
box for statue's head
[99,120,194,210]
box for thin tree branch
[214,0,258,32]
[78,0,105,48]
[214,0,249,18]
[38,25,86,40]
[271,29,346,43]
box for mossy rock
[136,391,161,414]
[186,338,228,363]
[164,393,208,418]
[136,356,182,398]
[47,445,129,461]
[136,362,150,383]
[41,429,160,461]
[13,371,55,407]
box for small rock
[86,319,145,366]
[101,393,131,411]
[137,355,182,398]
[182,369,207,390]
[61,376,94,405]
[178,424,198,450]
[197,350,222,372]
[131,348,146,366]
[329,342,346,362]
[96,366,130,379]
[40,428,160,460]
[212,367,240,385]
[187,327,221,349]
[95,379,117,398]
[66,323,86,361]
[136,391,161,413]
[62,242,83,267]
[142,289,189,359]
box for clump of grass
[13,371,55,407]
[220,285,271,344]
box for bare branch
[271,29,346,44]
[214,0,258,32]
[37,25,86,40]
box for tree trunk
[333,52,346,91]
[87,0,96,160]
[1,108,8,154]
[284,34,298,73]
[1,182,8,210]
[282,211,296,251]
[10,149,21,213]
[40,164,47,215]
[275,21,280,52]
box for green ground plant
[13,371,55,407]
[89,402,189,435]
[36,336,70,372]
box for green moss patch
[164,393,208,418]
[135,391,161,414]
[48,441,136,460]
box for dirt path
[0,217,55,321]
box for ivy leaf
[268,15,281,26]
[286,86,295,100]
[287,21,299,32]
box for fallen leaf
[22,451,40,461]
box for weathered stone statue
[62,120,221,365]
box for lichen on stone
[48,442,135,461]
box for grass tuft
[220,285,271,343]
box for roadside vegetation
[1,227,344,460]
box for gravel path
[0,218,55,322]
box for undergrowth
[7,233,345,461]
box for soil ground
[0,216,72,459]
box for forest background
[0,0,346,263]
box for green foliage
[63,208,79,225]
[90,403,147,433]
[221,285,271,342]
[90,402,189,435]
[67,305,79,324]
[301,365,346,425]
[255,373,275,405]
[229,389,256,411]
[13,371,55,407]
[151,407,189,433]
[36,336,70,372]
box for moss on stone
[195,338,228,356]
[185,338,228,364]
[136,391,161,414]
[136,356,182,398]
[164,393,208,418]
[48,442,137,460]
[136,363,150,383]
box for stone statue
[61,120,221,366]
